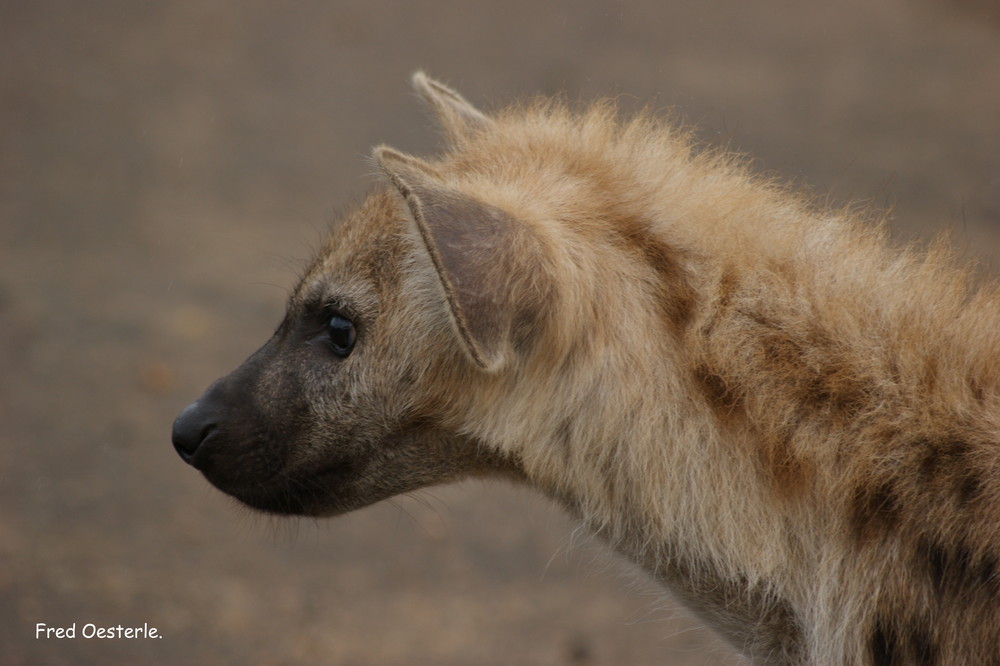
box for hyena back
[172,73,1000,664]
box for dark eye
[327,314,356,357]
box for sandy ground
[2,1,999,664]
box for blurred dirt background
[2,1,999,664]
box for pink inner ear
[404,184,516,371]
[376,146,548,372]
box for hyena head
[172,73,554,516]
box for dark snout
[168,341,310,513]
[172,396,219,467]
[171,374,249,473]
[171,340,276,472]
[169,337,393,517]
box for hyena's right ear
[412,71,492,141]
[375,146,545,372]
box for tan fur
[175,74,1000,665]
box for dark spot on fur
[809,364,866,415]
[908,626,937,666]
[613,216,697,332]
[870,617,897,666]
[697,271,737,339]
[920,539,949,594]
[644,245,697,332]
[761,333,800,367]
[918,538,998,599]
[692,364,741,416]
[692,358,811,497]
[850,481,900,541]
[979,554,1000,593]
[748,315,864,415]
[916,438,982,507]
[870,617,937,666]
[918,439,969,481]
[758,426,812,498]
[716,270,738,309]
[956,472,984,507]
[917,439,940,482]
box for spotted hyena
[173,73,1000,664]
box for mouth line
[218,456,358,517]
[310,456,355,482]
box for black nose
[172,400,214,465]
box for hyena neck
[511,201,1000,662]
[435,104,1000,661]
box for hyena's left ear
[412,71,492,140]
[375,146,544,372]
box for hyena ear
[411,71,492,140]
[375,145,536,372]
